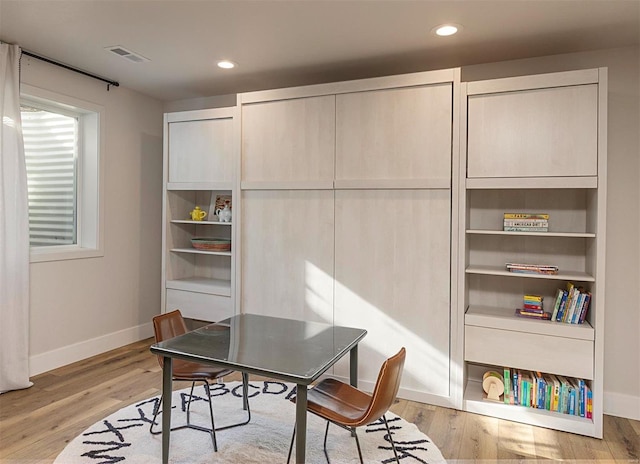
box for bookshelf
[161,107,239,322]
[458,68,607,437]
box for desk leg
[162,356,172,464]
[295,384,307,463]
[350,344,358,388]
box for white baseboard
[604,391,640,421]
[29,322,154,376]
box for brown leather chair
[150,309,251,451]
[287,347,406,463]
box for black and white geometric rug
[55,381,446,463]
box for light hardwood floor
[1,338,638,463]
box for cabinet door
[334,189,451,397]
[241,190,334,322]
[467,84,598,178]
[241,96,335,183]
[336,84,452,181]
[168,117,234,183]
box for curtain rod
[21,50,120,90]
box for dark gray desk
[150,313,367,463]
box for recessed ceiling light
[433,24,462,37]
[217,60,236,69]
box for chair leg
[353,427,364,464]
[286,423,296,464]
[322,421,332,463]
[148,380,220,453]
[203,381,218,452]
[213,374,251,431]
[382,415,400,464]
[242,372,249,411]
[185,381,196,425]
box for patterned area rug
[55,380,446,463]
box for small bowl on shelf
[190,237,231,252]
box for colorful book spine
[551,289,564,321]
[578,293,591,324]
[504,367,512,404]
[504,213,550,220]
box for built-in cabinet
[458,68,607,437]
[238,69,461,406]
[162,107,238,322]
[161,66,607,437]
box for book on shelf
[504,213,550,220]
[523,294,543,312]
[515,308,552,319]
[503,213,549,232]
[550,288,564,320]
[496,367,590,418]
[504,226,550,232]
[506,263,559,275]
[503,367,513,404]
[551,283,591,324]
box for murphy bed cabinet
[458,68,607,437]
[238,69,462,407]
[161,107,239,322]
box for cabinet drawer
[465,325,593,379]
[165,289,232,322]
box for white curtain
[0,43,32,393]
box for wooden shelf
[466,176,598,190]
[465,265,595,282]
[465,305,594,340]
[166,277,231,297]
[171,220,232,226]
[466,229,595,238]
[170,248,232,257]
[167,182,233,191]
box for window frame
[21,85,105,262]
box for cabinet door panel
[241,96,335,183]
[336,84,452,181]
[168,118,234,183]
[241,190,334,322]
[334,189,451,397]
[467,84,598,178]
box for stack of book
[506,262,559,275]
[515,294,552,320]
[503,213,549,232]
[503,367,592,418]
[550,282,591,324]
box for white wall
[462,46,640,420]
[20,57,164,375]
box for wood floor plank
[603,414,640,462]
[423,406,466,460]
[1,338,639,463]
[530,424,573,461]
[457,409,501,460]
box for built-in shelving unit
[458,68,607,438]
[161,107,238,322]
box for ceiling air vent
[105,45,150,63]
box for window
[21,104,78,246]
[20,85,104,262]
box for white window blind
[21,106,78,247]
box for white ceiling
[1,0,638,102]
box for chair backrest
[357,347,406,427]
[152,309,188,367]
